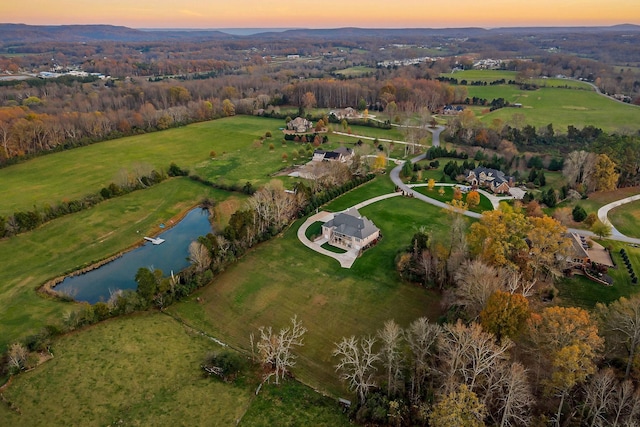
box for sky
[3,0,639,29]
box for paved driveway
[296,193,402,268]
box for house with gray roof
[466,167,514,194]
[287,117,313,133]
[321,208,380,251]
[313,146,354,163]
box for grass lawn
[167,178,451,397]
[412,185,494,213]
[0,312,254,426]
[551,187,640,229]
[556,240,640,308]
[240,379,351,427]
[0,178,240,352]
[321,242,348,253]
[609,200,640,239]
[464,85,640,133]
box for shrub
[202,351,246,382]
[572,205,588,222]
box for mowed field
[609,199,640,239]
[441,70,640,133]
[167,176,450,396]
[0,115,404,216]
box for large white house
[321,208,380,251]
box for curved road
[597,194,640,241]
[389,126,640,244]
[298,125,640,268]
[390,125,482,219]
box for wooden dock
[144,237,165,245]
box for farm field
[441,70,640,133]
[167,178,449,395]
[333,65,376,77]
[0,115,404,216]
[0,312,254,426]
[0,178,239,351]
[0,311,350,426]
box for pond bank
[39,204,207,301]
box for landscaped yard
[556,240,640,308]
[412,185,494,213]
[609,199,640,239]
[167,177,451,396]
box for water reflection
[55,208,211,304]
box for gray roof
[569,232,590,259]
[470,167,511,185]
[323,208,379,239]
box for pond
[55,208,212,304]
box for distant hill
[0,23,638,44]
[0,23,234,44]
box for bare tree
[583,368,617,427]
[438,321,512,394]
[7,342,28,373]
[333,335,379,405]
[611,379,640,426]
[248,180,300,235]
[495,362,534,427]
[563,150,597,190]
[377,320,404,397]
[504,269,536,297]
[255,315,306,384]
[454,260,506,319]
[405,317,442,402]
[188,241,211,273]
[597,295,640,379]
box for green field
[0,312,350,426]
[333,65,376,77]
[0,178,239,351]
[166,177,450,396]
[0,312,253,426]
[609,199,640,239]
[442,70,640,133]
[0,116,405,217]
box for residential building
[466,167,513,194]
[321,208,380,251]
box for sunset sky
[3,0,639,29]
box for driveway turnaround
[296,193,402,268]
